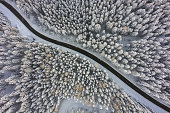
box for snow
[0,2,168,113]
[4,0,139,86]
[59,99,108,113]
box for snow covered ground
[0,2,168,113]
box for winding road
[0,0,169,112]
